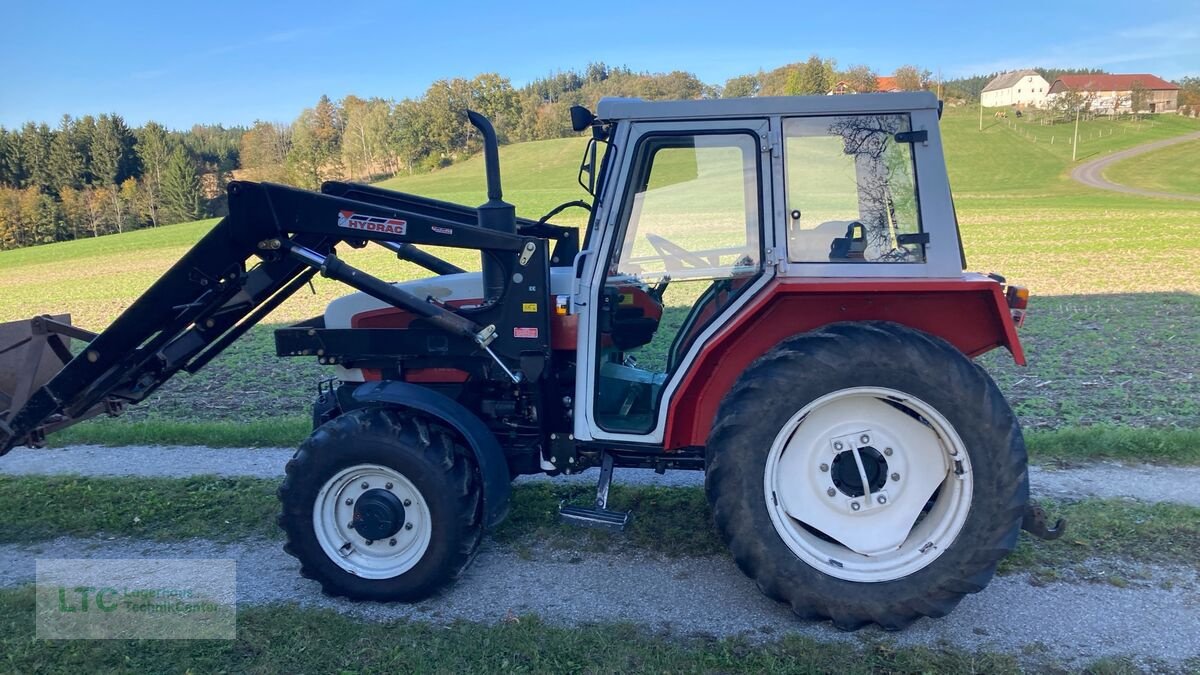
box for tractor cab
[572,93,985,447]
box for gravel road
[1,536,1196,669]
[1070,131,1200,201]
[4,444,1200,506]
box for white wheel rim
[312,464,433,579]
[763,386,973,583]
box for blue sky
[2,0,1197,129]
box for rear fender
[664,275,1025,449]
[351,380,511,528]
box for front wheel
[278,407,482,601]
[705,322,1028,630]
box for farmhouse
[828,76,904,94]
[981,70,1050,108]
[1046,74,1179,113]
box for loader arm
[1,179,554,454]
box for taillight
[1006,285,1029,327]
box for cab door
[574,119,774,444]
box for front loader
[1,94,1062,630]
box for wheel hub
[831,445,888,498]
[352,488,406,540]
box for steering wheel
[645,233,709,271]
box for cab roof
[596,92,940,122]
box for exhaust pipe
[466,110,516,303]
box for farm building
[1046,74,1179,113]
[981,70,1050,108]
[828,76,904,94]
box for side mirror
[578,138,599,196]
[570,105,595,133]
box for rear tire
[705,321,1027,630]
[278,406,482,601]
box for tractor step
[557,451,630,531]
[559,503,630,530]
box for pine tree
[91,114,138,188]
[135,122,172,226]
[160,147,201,224]
[49,115,85,191]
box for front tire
[278,407,482,601]
[705,321,1027,629]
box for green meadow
[1,104,1197,446]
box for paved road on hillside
[1071,130,1200,201]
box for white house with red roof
[1047,74,1180,113]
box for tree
[893,65,931,91]
[135,122,173,226]
[1129,80,1149,116]
[842,65,878,94]
[239,120,292,182]
[287,96,344,189]
[18,122,52,192]
[469,74,520,141]
[48,115,85,191]
[723,74,760,98]
[91,113,138,188]
[340,96,393,180]
[160,147,201,224]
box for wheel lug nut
[819,463,829,472]
[877,495,887,505]
[386,482,393,490]
[361,481,369,489]
[389,538,397,546]
[884,447,893,456]
[405,523,414,530]
[851,501,861,511]
[834,441,843,450]
[345,498,354,505]
[827,487,837,497]
[891,472,900,481]
[403,499,412,506]
[860,434,870,444]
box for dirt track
[1070,130,1200,201]
[6,444,1200,506]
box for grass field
[1103,139,1200,196]
[0,104,1198,445]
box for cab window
[784,114,925,263]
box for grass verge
[0,587,1034,675]
[2,476,1197,577]
[49,417,312,449]
[47,421,1200,466]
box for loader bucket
[0,315,80,432]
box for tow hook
[1021,501,1067,540]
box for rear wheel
[278,407,482,601]
[705,321,1027,629]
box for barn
[981,70,1051,108]
[1046,74,1180,114]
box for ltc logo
[337,210,407,235]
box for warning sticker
[513,327,539,339]
[522,303,538,313]
[337,210,407,235]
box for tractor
[0,93,1062,630]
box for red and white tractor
[1,93,1059,629]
